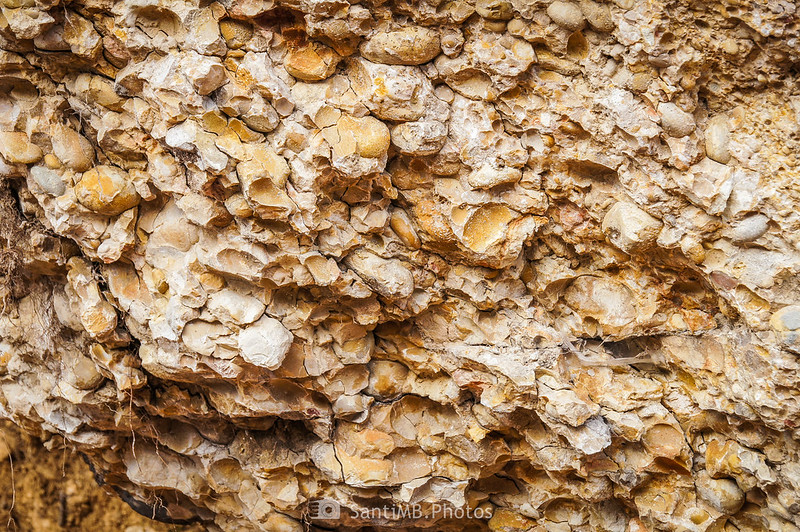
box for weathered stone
[237,316,293,370]
[658,102,696,137]
[183,56,227,95]
[601,201,662,253]
[0,131,42,164]
[390,120,448,156]
[326,114,390,163]
[66,257,118,339]
[206,289,265,326]
[75,165,140,216]
[30,166,65,196]
[344,248,415,299]
[360,26,441,65]
[236,145,294,220]
[579,0,615,32]
[347,58,434,122]
[476,0,514,21]
[459,205,511,252]
[541,386,599,426]
[547,1,586,31]
[70,355,105,390]
[695,470,745,514]
[1,6,54,39]
[284,41,341,81]
[770,306,800,332]
[676,157,734,215]
[390,209,421,250]
[62,10,102,60]
[51,126,95,171]
[564,276,637,331]
[730,213,769,243]
[466,164,522,189]
[705,114,732,164]
[219,19,252,48]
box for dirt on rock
[0,421,203,532]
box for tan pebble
[75,165,140,216]
[770,305,800,332]
[390,120,448,156]
[30,166,66,196]
[658,102,696,137]
[360,26,441,65]
[0,131,43,164]
[705,114,732,164]
[43,153,62,169]
[334,114,390,159]
[236,147,294,219]
[547,1,586,31]
[476,0,514,21]
[390,209,421,249]
[579,0,615,32]
[466,164,522,189]
[462,205,517,253]
[601,201,662,253]
[695,470,745,515]
[51,125,94,171]
[219,19,252,48]
[284,41,341,81]
[238,316,294,370]
[71,357,104,390]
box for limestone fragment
[564,276,637,330]
[466,164,522,189]
[236,158,294,219]
[75,165,140,216]
[66,257,118,339]
[342,115,389,158]
[547,1,586,31]
[51,126,94,171]
[320,113,391,176]
[3,0,800,530]
[0,131,42,164]
[184,56,227,95]
[360,26,441,65]
[658,102,696,137]
[476,0,514,21]
[219,19,252,48]
[461,204,517,253]
[237,316,294,370]
[730,214,769,243]
[68,355,105,391]
[601,201,662,253]
[695,471,745,514]
[579,0,615,32]
[62,10,102,60]
[677,158,734,214]
[1,6,54,39]
[348,58,432,122]
[344,248,415,299]
[770,306,800,332]
[206,289,265,326]
[390,209,421,250]
[390,120,448,156]
[30,166,65,196]
[705,114,732,164]
[284,42,341,81]
[541,387,599,427]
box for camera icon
[308,499,341,520]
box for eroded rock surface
[1,0,800,530]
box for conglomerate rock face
[1,0,800,530]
